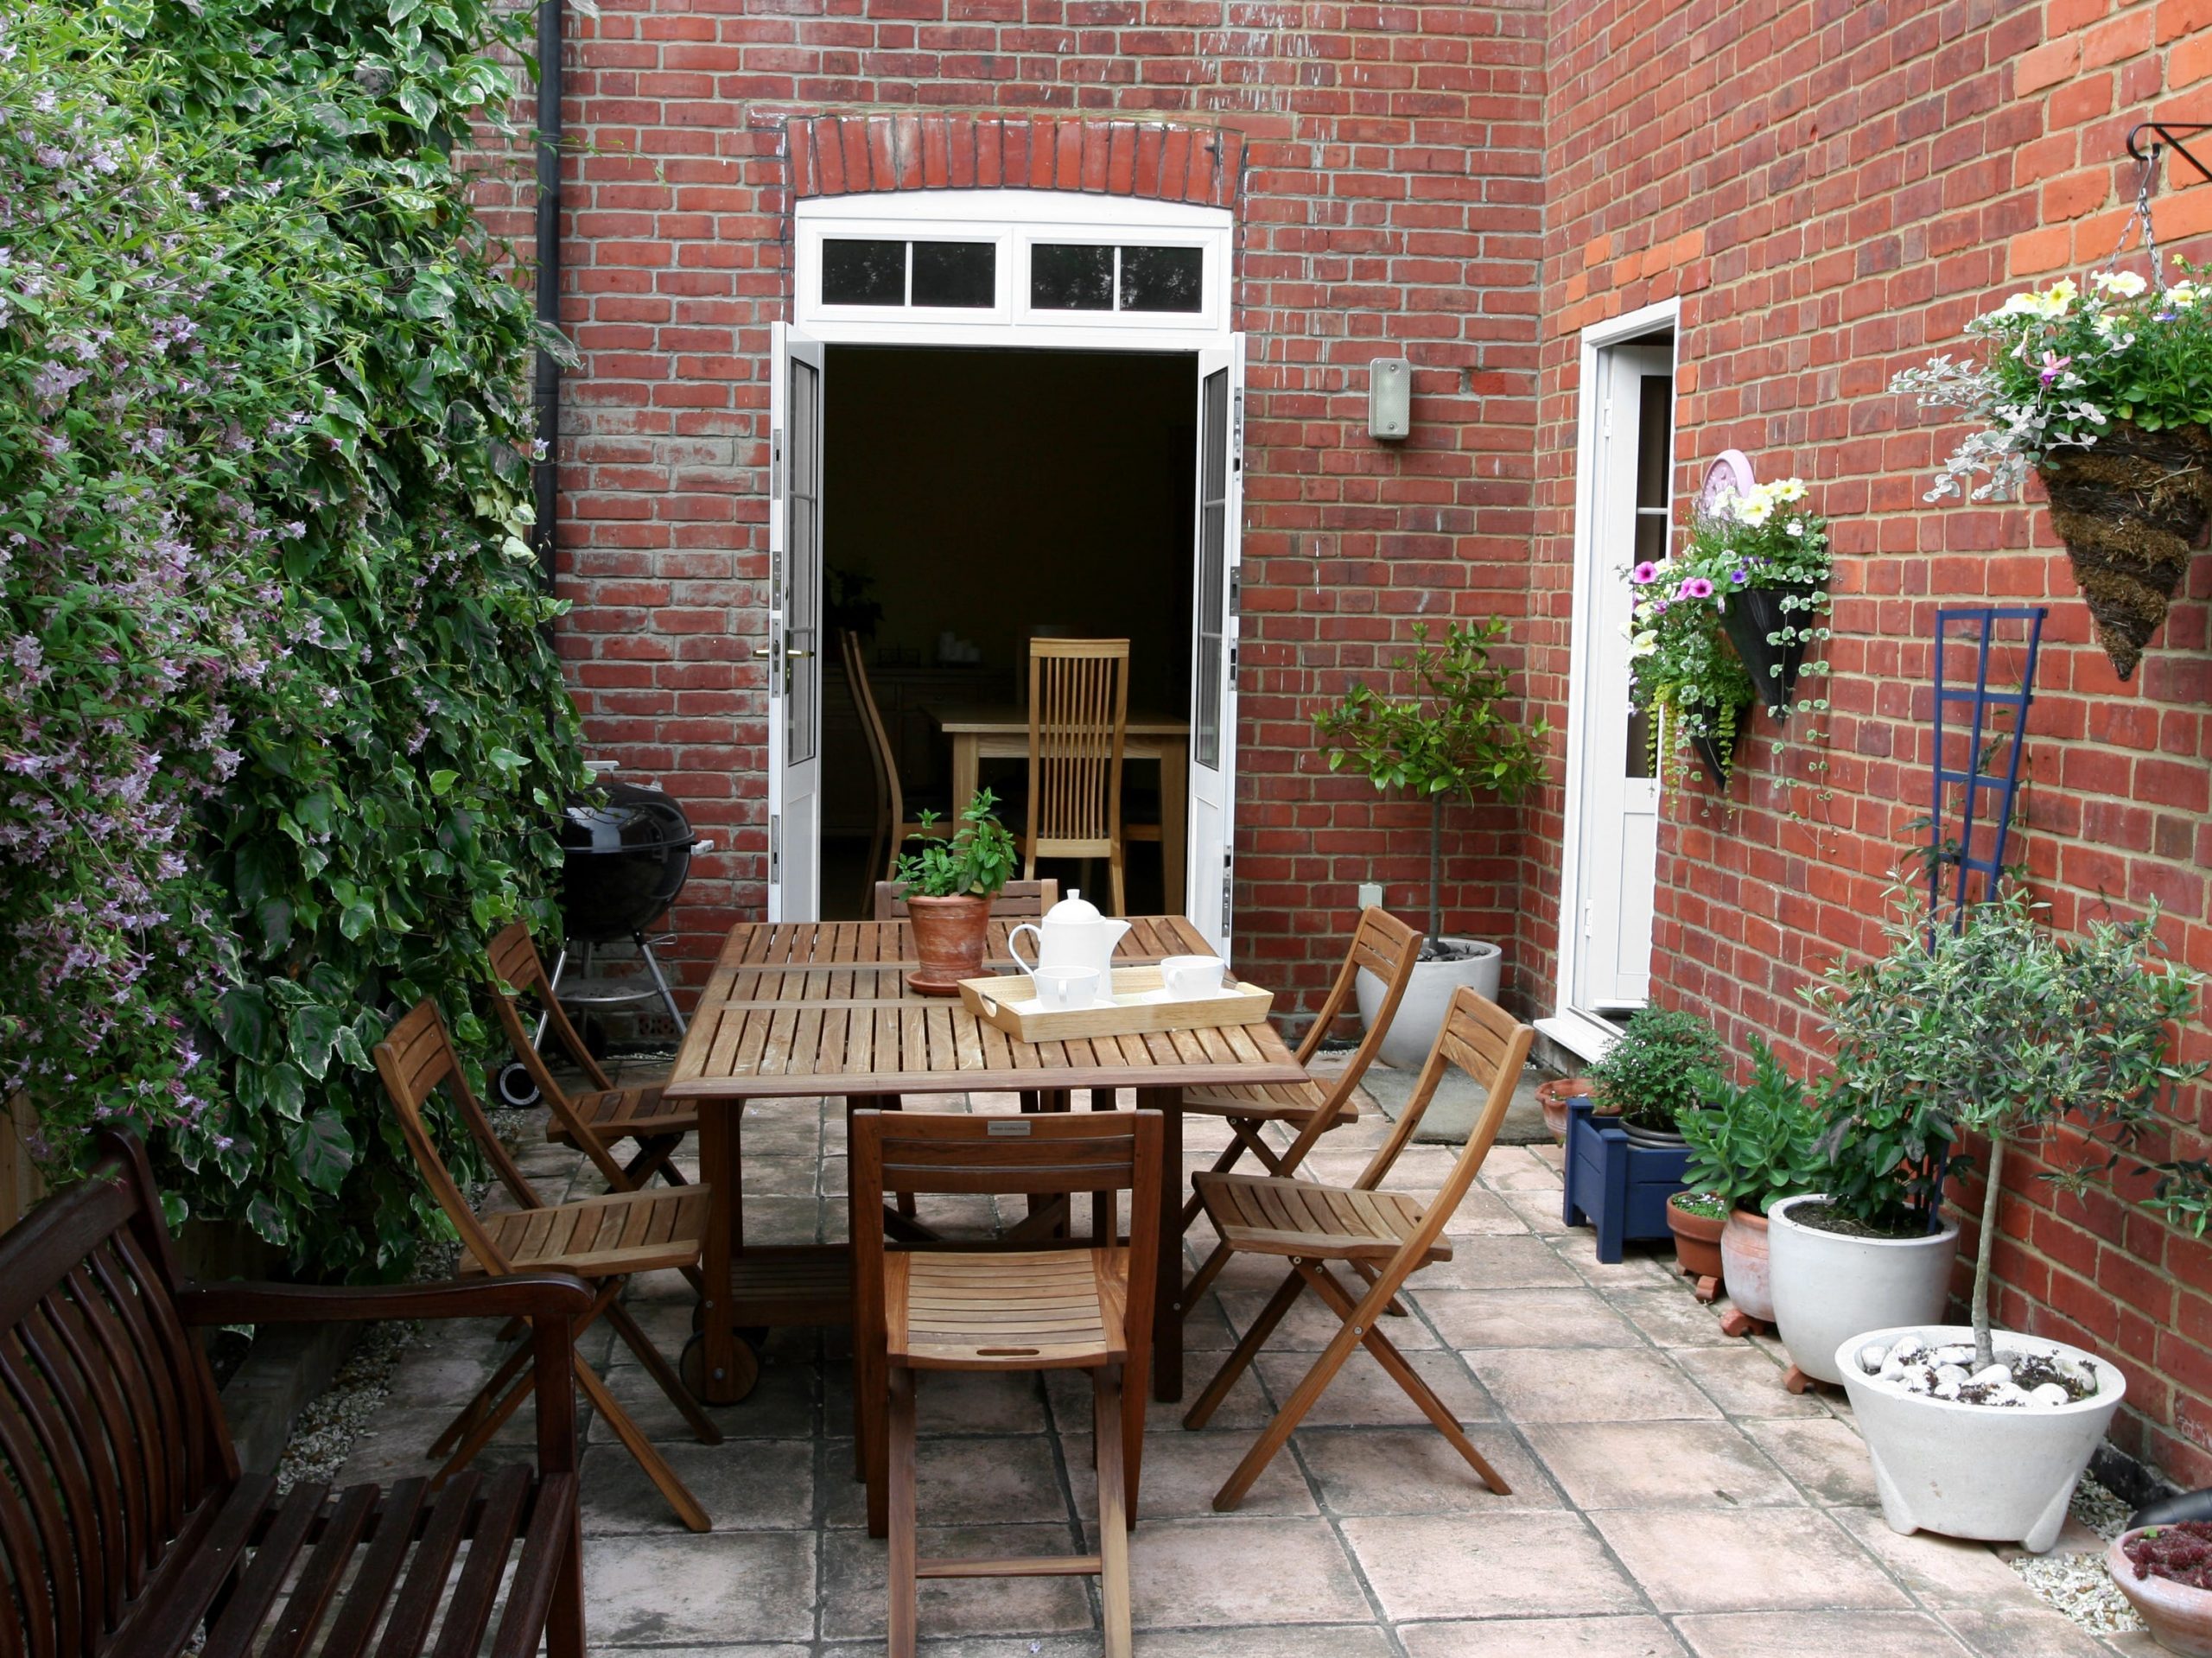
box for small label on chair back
[987,1121,1033,1136]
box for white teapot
[1007,890,1132,986]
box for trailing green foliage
[0,0,583,1275]
[1680,1039,1824,1216]
[893,791,1019,900]
[1582,1006,1726,1134]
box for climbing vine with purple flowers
[0,0,582,1274]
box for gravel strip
[273,1318,418,1493]
[2010,1474,2145,1637]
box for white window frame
[795,190,1232,349]
[1543,298,1681,1064]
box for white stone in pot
[1767,1193,1961,1386]
[1355,937,1503,1070]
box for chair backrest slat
[1027,640,1129,852]
[1266,908,1423,1172]
[869,880,1059,922]
[484,924,637,1190]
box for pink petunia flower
[1631,562,1660,584]
[1681,576,1715,600]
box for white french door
[1571,340,1672,1010]
[765,323,825,922]
[1185,337,1244,955]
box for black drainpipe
[531,0,563,589]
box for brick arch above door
[786,114,1245,212]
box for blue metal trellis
[1927,606,2047,925]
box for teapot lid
[1046,889,1103,924]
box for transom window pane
[1120,245,1203,312]
[821,238,904,306]
[911,241,995,308]
[1031,244,1116,310]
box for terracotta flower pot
[1666,1194,1726,1288]
[2110,1527,2212,1655]
[1720,1207,1774,1323]
[905,893,991,995]
[1537,1077,1593,1144]
[2037,420,2212,682]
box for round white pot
[1357,937,1503,1070]
[1836,1324,2126,1553]
[1770,1195,1960,1385]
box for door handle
[752,645,815,659]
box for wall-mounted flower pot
[2037,420,2212,682]
[1720,584,1818,718]
[1562,1096,1692,1263]
[1687,699,1752,789]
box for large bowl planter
[1719,1207,1774,1324]
[1562,1097,1691,1262]
[1665,1194,1726,1302]
[1838,1324,2126,1553]
[1720,584,1819,718]
[2109,1526,2212,1655]
[1357,937,1502,1070]
[2037,420,2212,682]
[1769,1194,1960,1386]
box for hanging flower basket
[2037,421,2212,682]
[1719,582,1821,718]
[1689,704,1751,790]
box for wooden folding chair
[1183,984,1535,1512]
[1176,906,1422,1312]
[1025,638,1138,915]
[486,921,697,1194]
[373,999,722,1534]
[868,879,1059,920]
[851,1109,1162,1658]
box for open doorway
[816,345,1198,920]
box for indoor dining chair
[1024,638,1157,916]
[851,1109,1161,1658]
[843,628,949,894]
[1183,983,1535,1512]
[485,920,698,1195]
[373,999,722,1534]
[1175,905,1423,1312]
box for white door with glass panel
[1573,343,1672,1008]
[1185,337,1245,955]
[765,323,825,922]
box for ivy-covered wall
[0,0,583,1276]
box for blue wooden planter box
[1561,1096,1693,1262]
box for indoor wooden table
[932,705,1190,910]
[658,915,1306,1406]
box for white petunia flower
[1629,630,1659,659]
[1785,519,1804,537]
[2093,270,2148,299]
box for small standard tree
[1313,620,1548,954]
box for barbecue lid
[562,782,696,854]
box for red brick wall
[544,2,1550,1016]
[1526,0,2212,1483]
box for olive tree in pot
[892,790,1019,995]
[1834,886,2206,1552]
[1315,620,1548,1068]
[1678,1039,1824,1330]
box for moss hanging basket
[2037,421,2212,682]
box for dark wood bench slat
[78,1243,197,1541]
[256,1482,378,1658]
[369,1472,481,1658]
[55,1267,162,1585]
[318,1477,432,1658]
[18,1299,133,1625]
[105,1475,271,1658]
[0,1339,86,1658]
[0,1331,104,1655]
[198,1483,326,1658]
[428,1465,535,1658]
[0,1401,59,1658]
[488,1474,578,1658]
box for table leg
[1160,738,1188,913]
[952,734,980,823]
[696,1102,745,1406]
[1141,1085,1185,1402]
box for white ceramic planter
[1836,1324,2126,1553]
[1769,1194,1960,1385]
[1356,936,1502,1070]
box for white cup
[1031,966,1101,1011]
[1160,956,1226,999]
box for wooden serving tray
[958,966,1274,1043]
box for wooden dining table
[658,914,1307,1407]
[932,704,1190,910]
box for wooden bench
[0,1130,588,1658]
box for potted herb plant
[1560,1006,1726,1261]
[1893,263,2212,681]
[1678,1038,1825,1330]
[1664,1188,1728,1302]
[1314,619,1548,1067]
[2109,1524,2212,1655]
[1834,886,2206,1553]
[891,789,1019,995]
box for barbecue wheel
[680,1331,760,1404]
[494,1061,542,1110]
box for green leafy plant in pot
[892,790,1018,995]
[1583,1007,1727,1146]
[1824,884,2206,1552]
[1679,1038,1825,1326]
[1314,619,1548,1067]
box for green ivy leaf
[290,1006,344,1081]
[289,1109,355,1193]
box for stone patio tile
[1397,1233,1583,1290]
[903,1366,1054,1435]
[1294,1424,1563,1514]
[1342,1511,1643,1621]
[1415,1286,1642,1349]
[1603,1286,1739,1347]
[820,1523,1096,1640]
[1522,1420,1802,1509]
[597,1648,807,1658]
[579,1439,814,1533]
[1499,1189,1577,1236]
[1061,1426,1316,1520]
[1043,1359,1274,1432]
[1215,1284,1442,1350]
[1385,1186,1531,1238]
[733,1193,829,1245]
[1398,1617,1688,1657]
[1480,1147,1567,1191]
[1833,1506,2052,1610]
[1549,1231,1681,1289]
[1937,1608,2132,1656]
[1593,1509,1913,1613]
[1464,1346,1725,1423]
[1669,1340,1834,1417]
[820,1432,1069,1528]
[1109,1628,1399,1658]
[1674,1610,1974,1657]
[1253,1347,1497,1426]
[1131,1516,1371,1627]
[590,1350,812,1444]
[737,1153,823,1196]
[1739,1416,1882,1506]
[582,1530,816,1644]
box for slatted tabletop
[664,915,1304,1102]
